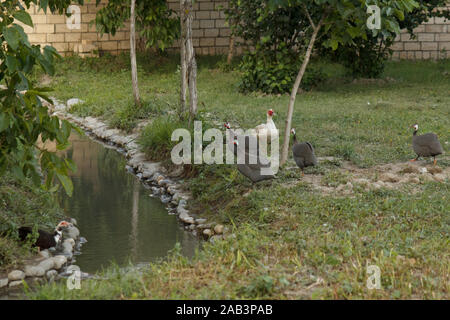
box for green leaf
[0,113,10,132]
[13,11,34,28]
[56,173,73,196]
[5,56,18,73]
[3,27,21,51]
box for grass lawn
[29,53,449,299]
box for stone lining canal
[59,133,199,274]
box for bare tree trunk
[130,0,141,107]
[182,0,198,123]
[280,14,326,166]
[227,35,235,65]
[179,0,187,116]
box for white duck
[253,109,278,143]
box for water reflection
[58,133,198,273]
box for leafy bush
[225,0,325,94]
[239,47,326,94]
[320,1,450,78]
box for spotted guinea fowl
[231,140,274,183]
[291,128,317,175]
[18,221,68,250]
[410,124,443,165]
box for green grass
[28,53,450,299]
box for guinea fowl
[231,140,274,183]
[410,124,443,165]
[291,128,317,175]
[254,109,278,142]
[18,221,67,250]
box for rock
[380,173,399,183]
[195,218,207,224]
[0,278,8,288]
[428,166,443,175]
[9,280,23,288]
[203,229,213,237]
[178,199,187,208]
[63,225,80,240]
[38,258,55,272]
[408,176,420,184]
[52,255,68,269]
[39,249,51,259]
[166,186,177,195]
[161,194,172,204]
[179,209,195,224]
[67,98,84,108]
[79,237,88,244]
[151,187,161,196]
[24,265,46,277]
[214,224,224,235]
[400,165,420,174]
[46,270,58,281]
[433,174,446,182]
[158,179,171,187]
[419,167,428,174]
[8,270,25,281]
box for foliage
[94,0,179,51]
[225,0,313,93]
[0,0,83,195]
[322,0,450,78]
[239,45,326,94]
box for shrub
[239,47,326,94]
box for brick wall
[392,9,450,60]
[22,0,130,56]
[165,0,240,55]
[22,1,450,59]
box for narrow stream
[58,132,199,274]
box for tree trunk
[183,0,198,123]
[179,0,187,116]
[227,35,235,65]
[130,0,140,107]
[280,17,325,167]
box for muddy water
[58,133,198,273]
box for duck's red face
[268,109,274,117]
[224,122,231,129]
[57,221,70,229]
